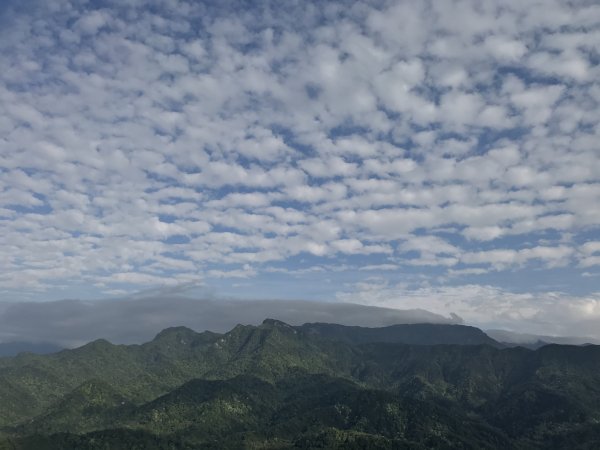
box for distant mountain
[0,341,62,357]
[0,320,599,449]
[486,329,600,349]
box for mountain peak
[152,326,198,343]
[84,338,113,348]
[261,318,291,327]
[260,319,298,334]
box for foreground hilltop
[0,320,599,449]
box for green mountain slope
[0,320,599,449]
[16,379,132,435]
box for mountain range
[0,320,599,449]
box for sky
[0,0,599,338]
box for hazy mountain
[0,341,62,357]
[487,329,600,349]
[0,320,599,449]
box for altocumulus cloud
[0,0,598,337]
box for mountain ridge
[0,320,599,449]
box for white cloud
[461,245,573,269]
[483,35,528,61]
[579,241,600,267]
[462,226,505,241]
[528,51,591,82]
[336,282,600,339]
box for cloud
[0,295,459,347]
[579,241,600,268]
[461,245,574,269]
[336,281,600,340]
[74,10,111,35]
[0,0,597,335]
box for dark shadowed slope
[299,321,502,347]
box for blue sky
[0,0,599,337]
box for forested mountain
[0,320,599,449]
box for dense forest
[0,320,599,449]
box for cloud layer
[0,296,458,347]
[0,0,598,335]
[337,281,600,339]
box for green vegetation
[0,320,599,448]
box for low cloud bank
[337,282,600,341]
[0,296,460,347]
